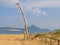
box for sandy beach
[0,34,49,45]
[0,34,48,45]
[0,34,24,45]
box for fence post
[45,37,47,43]
[42,37,43,41]
[50,38,52,45]
[58,40,60,45]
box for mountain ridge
[0,25,50,34]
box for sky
[0,0,60,30]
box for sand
[0,34,48,45]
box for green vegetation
[34,34,41,38]
[34,33,46,38]
[34,29,60,39]
[55,29,60,34]
[54,29,60,38]
[48,29,60,39]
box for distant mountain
[0,25,50,34]
[0,27,24,34]
[28,25,50,34]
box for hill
[0,25,50,34]
[29,25,50,34]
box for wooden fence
[40,37,60,45]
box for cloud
[23,0,60,8]
[0,0,60,7]
[42,11,48,16]
[22,0,60,16]
[0,0,18,7]
[0,0,59,16]
[26,7,48,16]
[0,0,17,4]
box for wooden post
[50,38,52,45]
[58,40,60,45]
[45,37,47,43]
[42,37,43,41]
[24,31,25,39]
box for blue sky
[0,0,60,30]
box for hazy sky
[0,0,60,30]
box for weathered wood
[44,37,60,45]
[50,38,52,45]
[58,40,60,45]
[45,37,47,43]
[16,0,29,40]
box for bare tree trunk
[16,1,29,39]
